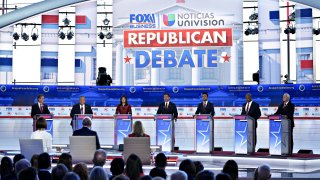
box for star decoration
[271,124,282,148]
[222,54,231,62]
[197,123,210,146]
[124,55,132,63]
[159,123,171,148]
[118,121,131,140]
[236,124,248,147]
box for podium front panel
[73,114,93,130]
[195,115,212,153]
[114,115,132,145]
[156,115,172,152]
[234,116,248,154]
[269,118,282,155]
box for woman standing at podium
[115,95,132,114]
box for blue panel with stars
[234,119,248,154]
[156,115,172,152]
[269,119,282,155]
[196,115,212,153]
[115,115,132,145]
[46,119,53,138]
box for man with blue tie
[241,93,261,151]
[195,92,215,117]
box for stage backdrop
[112,0,243,86]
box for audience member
[195,170,214,180]
[179,159,196,180]
[15,159,31,174]
[63,172,80,180]
[0,156,15,180]
[170,171,188,180]
[89,166,108,180]
[125,154,144,180]
[128,121,150,137]
[256,164,271,180]
[13,154,25,167]
[222,160,238,180]
[155,153,167,170]
[110,158,125,180]
[58,153,73,171]
[18,167,38,180]
[38,152,53,180]
[215,173,232,180]
[72,117,101,149]
[149,167,166,179]
[194,161,204,175]
[52,164,69,180]
[30,154,39,169]
[92,149,107,167]
[31,117,52,152]
[152,177,165,180]
[73,163,89,180]
[112,174,129,180]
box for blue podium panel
[155,115,172,152]
[234,115,248,154]
[269,115,282,155]
[35,114,53,137]
[73,114,93,130]
[114,115,132,145]
[195,115,212,153]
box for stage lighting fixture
[252,71,259,85]
[31,26,38,41]
[249,12,258,21]
[62,16,71,26]
[103,14,110,25]
[106,31,113,39]
[314,28,320,35]
[13,32,20,40]
[96,67,112,86]
[98,31,105,39]
[58,29,66,40]
[66,29,74,40]
[284,26,295,34]
[289,12,295,21]
[244,28,252,36]
[21,31,29,41]
[251,27,259,35]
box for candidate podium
[269,115,292,156]
[155,114,174,152]
[114,114,132,145]
[73,114,93,131]
[234,115,255,154]
[194,114,213,153]
[34,114,53,136]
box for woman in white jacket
[30,117,52,153]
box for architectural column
[115,41,123,85]
[191,48,200,85]
[122,48,128,85]
[230,42,238,85]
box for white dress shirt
[245,101,252,112]
[31,130,52,153]
[80,104,85,114]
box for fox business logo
[129,14,157,29]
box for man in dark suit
[31,94,50,118]
[241,93,261,151]
[72,117,101,149]
[156,93,178,120]
[274,93,295,155]
[195,92,215,117]
[70,96,93,126]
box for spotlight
[21,32,29,41]
[62,17,71,26]
[106,32,113,39]
[58,29,65,40]
[98,32,105,39]
[31,26,38,41]
[13,32,20,40]
[289,12,295,21]
[96,67,112,86]
[251,27,259,35]
[103,15,110,25]
[314,28,320,35]
[284,26,295,34]
[66,29,74,40]
[244,28,252,36]
[284,27,290,34]
[249,12,258,21]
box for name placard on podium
[234,115,255,155]
[195,114,212,153]
[35,114,53,136]
[73,114,93,131]
[155,114,173,152]
[114,114,132,145]
[269,115,292,156]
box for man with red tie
[70,96,93,126]
[31,94,51,118]
[241,93,261,151]
[156,93,178,121]
[195,92,215,117]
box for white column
[191,47,200,85]
[115,41,123,85]
[122,48,128,85]
[126,49,134,85]
[230,43,238,85]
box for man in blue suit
[72,117,101,149]
[241,93,261,150]
[195,92,215,117]
[156,93,178,121]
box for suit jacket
[195,101,215,117]
[156,102,178,119]
[274,101,295,127]
[70,103,93,125]
[115,104,132,114]
[31,103,50,118]
[241,101,261,127]
[72,127,101,149]
[38,170,53,180]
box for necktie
[166,103,168,109]
[81,106,84,114]
[203,102,206,109]
[246,103,249,114]
[40,105,43,113]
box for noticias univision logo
[129,14,156,29]
[163,14,175,27]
